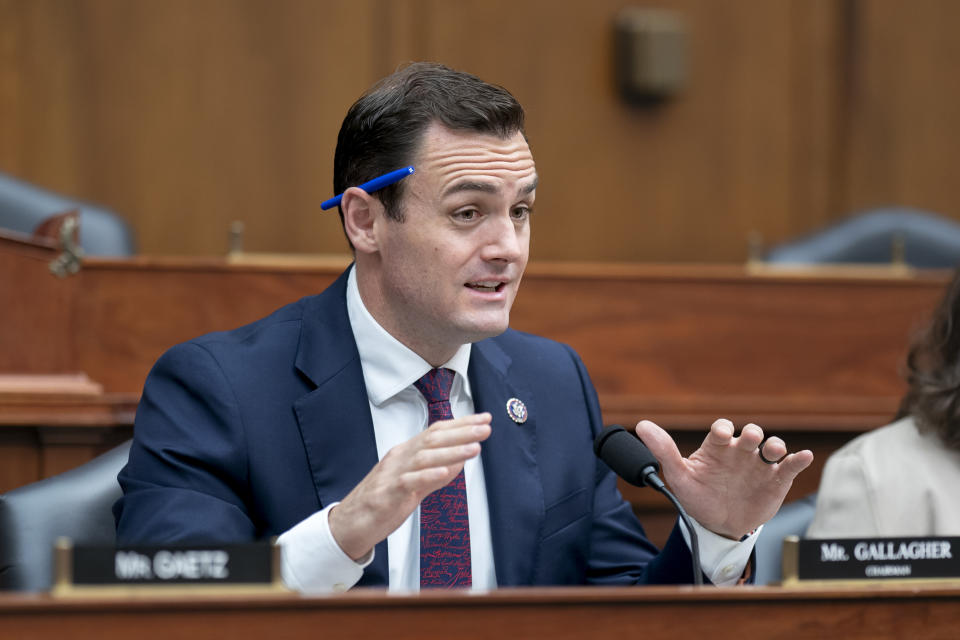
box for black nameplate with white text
[68,543,275,586]
[795,537,959,582]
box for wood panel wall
[839,0,960,218]
[0,0,957,262]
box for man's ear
[341,187,380,254]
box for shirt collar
[346,265,472,407]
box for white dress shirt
[279,266,757,591]
[279,267,496,592]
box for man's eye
[453,209,478,222]
[511,206,531,221]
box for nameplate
[782,536,960,584]
[53,539,286,595]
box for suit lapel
[470,339,542,587]
[291,268,388,585]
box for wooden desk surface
[1,585,958,639]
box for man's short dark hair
[333,62,526,224]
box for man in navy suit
[115,62,812,591]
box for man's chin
[458,318,511,344]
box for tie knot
[413,368,455,405]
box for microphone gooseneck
[594,425,703,586]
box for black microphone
[593,424,664,489]
[594,424,703,585]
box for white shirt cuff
[276,502,374,593]
[677,518,762,586]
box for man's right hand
[327,412,492,561]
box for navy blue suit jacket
[115,268,696,586]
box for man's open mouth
[466,281,505,292]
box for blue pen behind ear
[320,166,415,210]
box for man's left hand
[635,418,814,539]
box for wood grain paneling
[72,256,345,391]
[414,0,843,262]
[0,427,39,493]
[0,0,856,262]
[0,0,381,256]
[840,0,960,220]
[6,1,957,261]
[0,232,77,373]
[3,231,945,412]
[1,587,959,639]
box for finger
[421,420,491,448]
[703,418,735,448]
[735,423,764,451]
[774,449,815,478]
[412,442,482,470]
[384,423,486,474]
[420,416,491,448]
[634,420,683,473]
[399,464,465,495]
[759,436,787,462]
[426,412,492,432]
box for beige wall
[1,0,958,261]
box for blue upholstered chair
[766,208,960,268]
[0,172,136,256]
[0,441,131,591]
[753,493,817,585]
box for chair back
[766,208,960,268]
[0,172,136,256]
[0,440,131,591]
[753,493,817,585]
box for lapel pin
[506,397,528,424]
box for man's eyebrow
[441,175,539,198]
[442,181,498,198]
[521,176,539,195]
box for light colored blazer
[807,416,960,537]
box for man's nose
[481,212,526,263]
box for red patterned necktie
[413,367,472,588]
